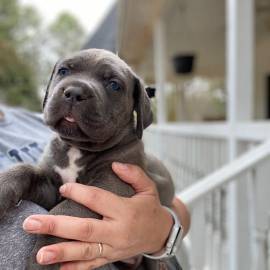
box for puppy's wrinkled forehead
[58,49,132,79]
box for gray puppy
[0,49,174,270]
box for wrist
[143,207,184,260]
[147,206,174,254]
[172,197,190,237]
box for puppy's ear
[42,62,58,110]
[133,76,153,139]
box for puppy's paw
[26,257,59,270]
[26,235,62,270]
[0,175,20,218]
[0,190,16,219]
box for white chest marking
[54,148,83,183]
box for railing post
[153,18,167,124]
[226,0,254,269]
[153,19,167,162]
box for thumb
[112,162,156,194]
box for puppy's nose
[64,87,91,103]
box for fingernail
[38,250,56,264]
[59,184,66,194]
[113,162,130,171]
[23,218,42,231]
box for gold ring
[98,243,103,257]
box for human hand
[23,163,174,270]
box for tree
[0,0,41,111]
[48,12,86,58]
[0,41,40,111]
[0,0,19,42]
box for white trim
[147,122,270,142]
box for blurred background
[2,0,270,122]
[1,0,270,270]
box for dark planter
[172,54,195,74]
[145,86,156,98]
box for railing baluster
[255,229,267,270]
[204,195,213,270]
[213,190,222,270]
[204,221,213,270]
[247,168,258,270]
[220,188,228,270]
[267,215,270,270]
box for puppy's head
[43,49,152,150]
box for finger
[112,162,156,194]
[60,258,109,270]
[36,242,112,265]
[59,183,125,218]
[23,215,112,243]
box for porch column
[153,19,167,124]
[226,0,254,270]
[226,0,254,123]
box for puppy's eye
[108,81,121,91]
[58,67,70,76]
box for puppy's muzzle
[64,85,94,103]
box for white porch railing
[144,123,270,270]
